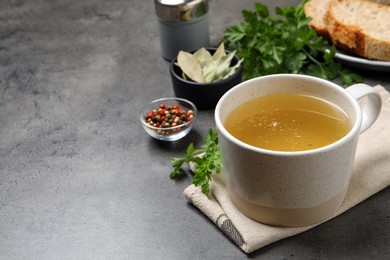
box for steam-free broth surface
[225,93,351,151]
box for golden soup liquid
[225,93,352,151]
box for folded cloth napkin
[184,85,390,254]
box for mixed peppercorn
[144,103,194,135]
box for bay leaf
[223,58,244,80]
[177,51,205,83]
[212,42,226,60]
[193,48,212,67]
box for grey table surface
[0,0,389,259]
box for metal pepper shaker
[154,0,210,61]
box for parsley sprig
[170,129,221,195]
[224,1,363,85]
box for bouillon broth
[224,93,352,151]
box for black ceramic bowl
[170,47,243,110]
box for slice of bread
[304,0,332,40]
[326,0,390,61]
[305,0,390,61]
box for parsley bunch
[224,1,363,85]
[170,129,221,195]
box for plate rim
[334,50,390,68]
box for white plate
[334,50,390,72]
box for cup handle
[345,83,382,133]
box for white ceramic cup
[215,74,382,227]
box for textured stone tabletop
[0,0,389,259]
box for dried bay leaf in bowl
[177,51,205,83]
[193,48,212,67]
[212,42,226,60]
[175,42,244,83]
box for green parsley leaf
[169,129,222,195]
[170,143,203,178]
[223,0,363,85]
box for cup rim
[214,74,362,156]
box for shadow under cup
[215,74,381,227]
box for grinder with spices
[154,0,210,61]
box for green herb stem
[170,129,221,195]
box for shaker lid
[155,0,209,22]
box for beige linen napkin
[184,85,390,254]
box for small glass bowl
[140,97,198,141]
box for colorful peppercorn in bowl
[140,97,198,141]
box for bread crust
[356,32,390,61]
[304,0,331,40]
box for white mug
[215,74,382,227]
